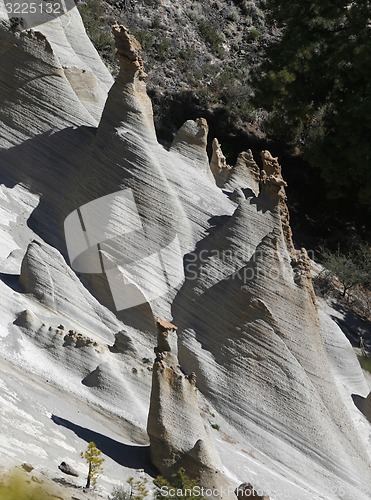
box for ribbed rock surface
[0,12,370,500]
[210,141,260,196]
[147,320,233,497]
[210,138,231,187]
[224,150,261,196]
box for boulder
[58,462,79,477]
[235,483,270,500]
[21,463,34,473]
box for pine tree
[127,476,149,500]
[80,441,105,489]
[254,0,371,209]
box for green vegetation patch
[358,356,371,374]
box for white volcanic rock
[97,25,156,143]
[147,319,233,498]
[210,142,260,197]
[171,118,213,179]
[210,138,232,187]
[0,14,370,500]
[19,240,125,337]
[173,168,371,497]
[224,150,261,196]
[0,0,112,122]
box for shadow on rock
[351,394,371,424]
[330,300,371,348]
[51,415,157,475]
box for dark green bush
[154,469,204,500]
[77,0,115,63]
[197,19,224,57]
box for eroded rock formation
[210,138,232,187]
[147,319,233,498]
[1,13,371,500]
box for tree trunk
[85,462,91,489]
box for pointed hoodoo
[20,240,56,310]
[112,24,146,81]
[96,24,156,142]
[147,319,235,498]
[259,151,315,302]
[259,150,294,254]
[210,138,232,187]
[225,150,260,196]
[171,118,213,176]
[209,140,260,196]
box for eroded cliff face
[0,9,370,500]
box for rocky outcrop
[63,26,190,320]
[210,142,260,195]
[260,150,294,254]
[19,240,124,338]
[58,461,79,477]
[173,148,371,497]
[96,23,156,143]
[258,151,315,302]
[225,150,261,195]
[171,118,212,177]
[21,463,34,473]
[147,319,233,497]
[210,138,232,187]
[111,331,137,354]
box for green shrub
[111,485,131,500]
[178,47,197,63]
[127,477,149,500]
[133,30,153,51]
[321,244,371,298]
[358,355,371,374]
[157,37,170,60]
[249,27,261,40]
[154,468,204,500]
[211,423,220,431]
[313,271,333,298]
[77,0,115,62]
[197,19,224,57]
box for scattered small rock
[21,462,34,473]
[58,461,79,477]
[235,483,270,500]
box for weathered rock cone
[147,319,234,498]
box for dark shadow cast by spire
[351,394,371,424]
[0,272,21,292]
[51,415,157,476]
